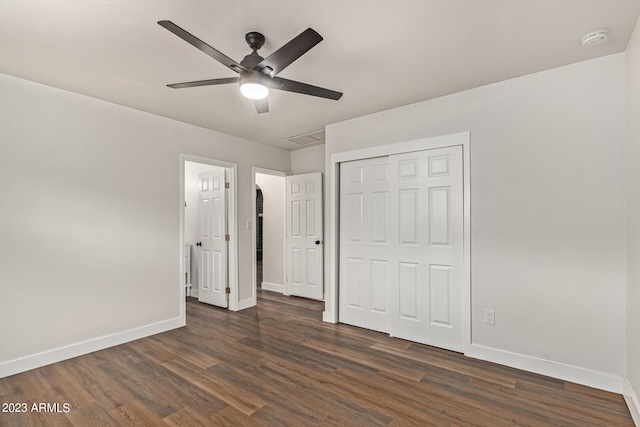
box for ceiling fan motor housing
[242,32,266,70]
[240,51,265,68]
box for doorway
[256,185,264,288]
[252,168,287,299]
[181,156,238,314]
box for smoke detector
[581,29,608,47]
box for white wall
[325,54,626,389]
[0,73,290,377]
[291,144,326,174]
[255,173,285,290]
[625,15,640,422]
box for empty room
[1,1,640,425]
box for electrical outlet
[484,309,495,325]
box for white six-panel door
[197,168,228,308]
[339,156,391,333]
[286,172,324,300]
[388,146,463,351]
[339,146,464,352]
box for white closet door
[338,146,464,353]
[339,156,391,333]
[388,146,464,352]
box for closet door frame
[326,131,471,353]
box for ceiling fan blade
[253,98,269,114]
[254,28,323,77]
[167,77,239,89]
[158,20,249,73]
[267,77,343,100]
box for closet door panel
[339,157,391,333]
[389,146,464,352]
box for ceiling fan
[158,20,343,113]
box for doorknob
[196,242,202,246]
[315,240,321,245]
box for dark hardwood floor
[0,290,634,426]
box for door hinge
[225,234,230,241]
[225,182,230,189]
[225,287,230,294]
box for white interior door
[338,146,464,352]
[339,157,391,333]
[286,172,324,300]
[197,168,228,308]
[388,146,463,352]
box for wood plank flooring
[0,290,634,426]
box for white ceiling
[1,1,639,150]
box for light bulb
[240,82,269,100]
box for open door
[197,168,228,308]
[286,172,324,300]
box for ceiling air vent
[287,129,326,146]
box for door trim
[251,167,288,307]
[325,132,471,353]
[181,155,239,312]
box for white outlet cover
[484,309,495,325]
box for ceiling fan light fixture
[240,76,269,100]
[159,21,343,112]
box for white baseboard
[190,288,199,298]
[0,317,184,379]
[624,379,640,426]
[466,344,624,393]
[261,282,284,293]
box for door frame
[180,155,239,313]
[251,167,288,305]
[325,131,471,352]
